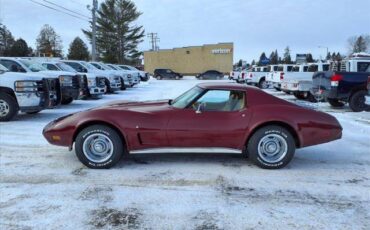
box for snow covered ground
[1,77,369,229]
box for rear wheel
[0,93,18,122]
[175,76,180,80]
[258,79,268,89]
[274,87,281,91]
[247,125,295,169]
[327,98,345,108]
[156,75,162,80]
[349,90,369,112]
[75,125,124,169]
[293,92,308,100]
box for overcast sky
[1,0,369,62]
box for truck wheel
[61,97,73,105]
[293,92,307,100]
[247,125,295,169]
[349,90,369,112]
[307,92,318,103]
[0,93,18,122]
[274,87,281,91]
[75,125,124,169]
[258,79,268,89]
[120,78,126,90]
[327,98,345,108]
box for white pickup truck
[0,64,60,121]
[62,60,121,93]
[117,64,148,82]
[243,66,269,89]
[42,61,105,99]
[269,64,295,91]
[0,57,81,105]
[90,62,132,89]
[115,64,141,85]
[266,65,279,83]
[229,67,242,81]
[281,63,330,101]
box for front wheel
[349,90,369,112]
[247,126,295,169]
[0,93,18,122]
[258,79,268,89]
[61,97,73,105]
[327,98,345,108]
[75,125,124,169]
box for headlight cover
[15,81,39,92]
[87,78,97,87]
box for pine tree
[306,53,314,63]
[237,59,243,67]
[283,46,292,64]
[269,50,278,65]
[0,23,15,56]
[67,37,90,60]
[9,38,29,57]
[325,52,331,61]
[36,24,63,57]
[83,0,145,64]
[348,35,370,54]
[251,60,256,66]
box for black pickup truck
[311,71,369,112]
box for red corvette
[43,83,342,169]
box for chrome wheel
[82,133,114,163]
[0,99,10,117]
[257,134,288,164]
[260,80,268,89]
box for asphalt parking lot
[1,77,369,229]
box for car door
[166,89,251,149]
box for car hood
[39,70,75,77]
[97,99,171,113]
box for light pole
[318,46,329,60]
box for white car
[270,64,295,91]
[42,61,105,99]
[0,64,60,121]
[243,66,269,89]
[0,57,82,105]
[280,63,330,101]
[62,60,121,93]
[115,64,141,85]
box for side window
[357,62,370,72]
[0,60,25,72]
[47,64,58,71]
[195,90,245,112]
[287,66,293,71]
[166,69,171,73]
[65,62,82,71]
[303,66,308,72]
[323,64,329,71]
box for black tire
[156,75,162,80]
[0,93,18,122]
[327,98,345,108]
[293,92,308,100]
[307,92,318,103]
[247,125,296,169]
[349,90,369,112]
[274,87,281,91]
[258,79,268,89]
[61,97,73,105]
[75,125,124,169]
[120,78,126,90]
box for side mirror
[196,102,206,114]
[168,99,173,105]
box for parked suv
[0,64,60,121]
[154,69,183,80]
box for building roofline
[144,42,233,53]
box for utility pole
[147,33,159,51]
[91,0,98,61]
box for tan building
[143,42,233,75]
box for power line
[29,0,89,22]
[147,33,160,51]
[43,0,91,20]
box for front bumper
[61,86,80,100]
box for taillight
[331,74,343,87]
[241,72,245,79]
[280,72,284,80]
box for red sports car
[43,83,342,169]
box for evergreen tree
[237,59,243,67]
[353,36,367,53]
[306,53,315,63]
[36,24,63,57]
[251,60,256,66]
[333,52,343,61]
[348,34,370,54]
[269,50,278,65]
[283,46,292,64]
[83,0,145,64]
[67,37,90,60]
[9,38,29,57]
[325,52,331,61]
[258,52,267,65]
[0,23,15,56]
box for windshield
[107,64,118,70]
[80,62,97,70]
[19,59,47,72]
[56,63,76,72]
[0,64,8,71]
[118,65,131,70]
[127,65,138,71]
[171,86,203,109]
[292,66,300,72]
[100,63,113,70]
